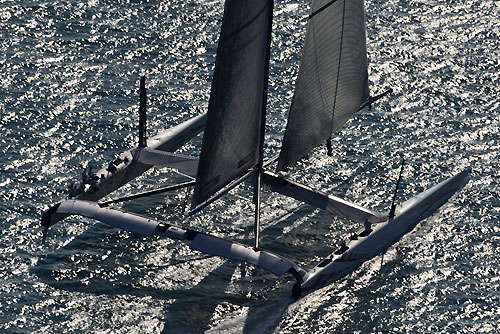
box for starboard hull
[296,169,469,297]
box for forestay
[192,0,273,207]
[277,0,369,171]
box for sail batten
[192,0,273,208]
[309,0,340,18]
[277,0,369,171]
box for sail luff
[192,0,273,208]
[277,0,369,171]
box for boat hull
[42,113,206,227]
[297,169,469,297]
[78,113,206,202]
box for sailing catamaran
[42,0,469,298]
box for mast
[253,172,262,248]
[253,0,274,249]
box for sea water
[1,0,499,333]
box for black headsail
[277,0,369,171]
[192,0,273,209]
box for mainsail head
[192,0,273,208]
[277,0,369,171]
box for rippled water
[1,0,499,333]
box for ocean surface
[1,0,499,333]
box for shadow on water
[160,204,322,334]
[33,225,187,300]
[33,226,295,334]
[33,188,351,333]
[160,261,239,334]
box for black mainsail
[192,0,273,208]
[277,0,369,171]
